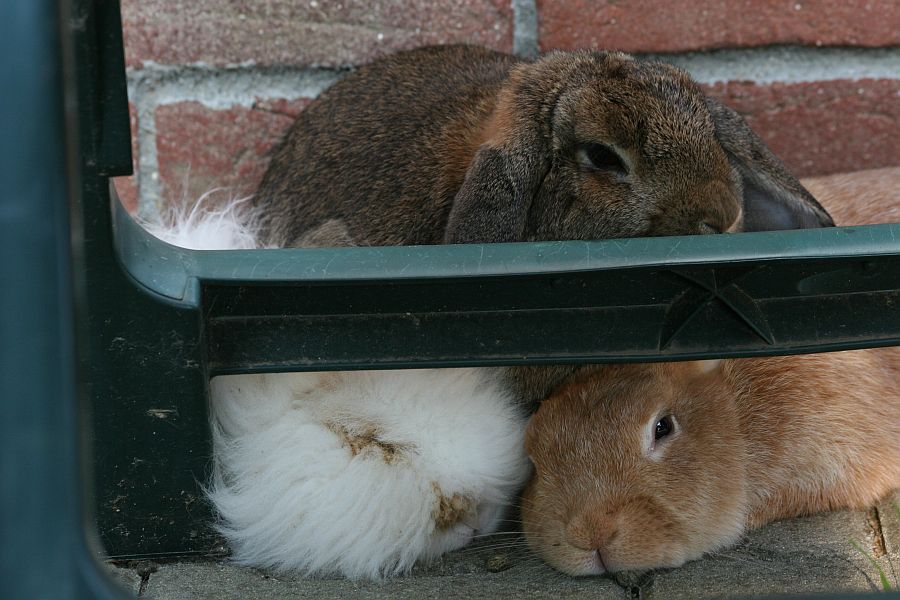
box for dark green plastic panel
[1,0,130,597]
[116,199,900,374]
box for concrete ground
[106,491,900,600]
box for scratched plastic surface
[116,199,900,374]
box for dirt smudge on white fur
[431,482,475,530]
[325,420,411,464]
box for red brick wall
[115,0,900,216]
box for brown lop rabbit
[254,45,832,249]
[521,166,900,576]
[253,44,835,403]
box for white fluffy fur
[139,192,532,579]
[139,190,262,250]
[208,369,530,579]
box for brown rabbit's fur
[254,45,830,248]
[804,166,900,226]
[522,167,900,576]
[256,46,520,247]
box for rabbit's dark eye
[654,415,674,440]
[577,143,628,175]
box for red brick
[154,98,311,208]
[112,102,140,214]
[704,79,900,177]
[122,0,513,68]
[250,97,310,120]
[538,0,900,53]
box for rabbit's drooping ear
[444,145,548,243]
[443,77,551,244]
[705,97,834,231]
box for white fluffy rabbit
[208,368,529,579]
[141,192,531,579]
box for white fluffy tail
[139,190,262,250]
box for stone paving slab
[106,491,900,599]
[876,491,900,588]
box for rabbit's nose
[725,206,744,232]
[566,513,620,551]
[592,548,608,572]
[590,522,620,550]
[696,199,742,235]
[696,180,743,234]
[699,221,722,234]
